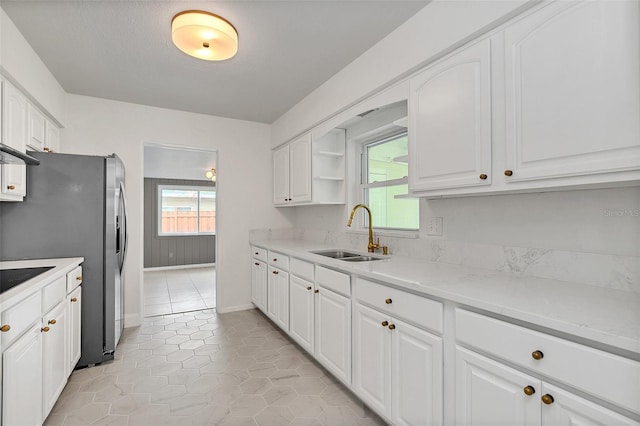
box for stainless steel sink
[311,250,361,259]
[311,250,383,262]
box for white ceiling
[144,145,217,181]
[1,1,429,124]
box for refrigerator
[0,151,128,367]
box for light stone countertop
[251,239,640,356]
[0,257,85,311]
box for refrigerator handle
[118,182,129,273]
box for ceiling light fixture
[171,10,238,61]
[205,168,217,182]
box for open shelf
[314,176,345,181]
[316,151,344,158]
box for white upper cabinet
[409,38,492,191]
[502,0,640,183]
[1,79,28,200]
[288,134,312,203]
[273,143,290,204]
[27,104,46,152]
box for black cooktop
[0,266,55,294]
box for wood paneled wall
[144,178,216,268]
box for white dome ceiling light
[171,10,238,61]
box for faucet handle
[382,246,389,255]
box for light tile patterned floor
[44,308,386,425]
[144,267,216,317]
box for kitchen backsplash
[250,228,640,293]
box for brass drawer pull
[541,394,554,405]
[381,321,389,327]
[41,326,50,333]
[76,275,82,281]
[385,298,392,304]
[272,271,278,275]
[531,350,544,360]
[479,173,487,180]
[254,262,260,266]
[0,325,11,332]
[388,324,396,330]
[7,185,16,190]
[314,289,319,294]
[504,170,513,177]
[306,286,312,291]
[48,319,57,325]
[71,298,78,303]
[523,386,535,396]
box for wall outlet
[427,217,443,236]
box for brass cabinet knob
[314,289,319,294]
[255,262,260,266]
[381,321,389,327]
[531,350,544,360]
[7,185,16,190]
[0,324,11,332]
[273,258,277,262]
[504,170,513,177]
[306,286,312,291]
[272,271,279,275]
[41,326,50,333]
[254,252,259,255]
[43,147,51,152]
[70,298,78,302]
[388,324,396,330]
[48,319,57,325]
[479,174,488,180]
[76,275,82,281]
[385,298,392,304]
[523,386,536,396]
[541,394,554,405]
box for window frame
[350,129,419,236]
[157,184,216,237]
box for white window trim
[157,184,216,237]
[346,129,419,239]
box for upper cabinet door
[272,144,290,205]
[503,0,640,182]
[1,80,28,198]
[288,133,312,203]
[409,38,492,192]
[27,104,46,151]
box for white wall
[63,95,293,325]
[271,0,531,146]
[0,7,66,125]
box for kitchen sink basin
[311,250,384,262]
[311,250,362,259]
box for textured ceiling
[1,1,429,123]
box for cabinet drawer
[290,258,314,282]
[1,291,41,347]
[251,246,267,262]
[456,309,640,415]
[66,265,83,293]
[42,276,66,313]
[268,250,289,270]
[316,266,350,297]
[355,278,443,334]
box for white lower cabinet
[2,324,43,426]
[267,266,289,332]
[456,346,639,426]
[354,302,443,425]
[68,286,82,371]
[314,285,351,385]
[42,300,68,418]
[289,274,314,353]
[251,259,267,313]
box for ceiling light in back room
[171,10,238,61]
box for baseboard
[143,263,216,272]
[216,304,255,314]
[124,313,142,328]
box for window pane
[367,134,408,184]
[366,184,418,230]
[160,189,198,234]
[199,191,216,233]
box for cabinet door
[392,318,443,426]
[409,38,492,192]
[1,80,28,197]
[275,270,290,332]
[267,267,279,321]
[503,1,640,182]
[42,300,69,417]
[315,287,351,385]
[541,383,640,426]
[2,324,43,426]
[68,286,82,371]
[289,133,312,203]
[353,302,392,416]
[273,144,290,205]
[289,275,314,353]
[27,104,46,151]
[46,120,60,153]
[456,346,540,426]
[251,260,267,313]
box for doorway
[142,143,218,317]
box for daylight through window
[158,185,216,236]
